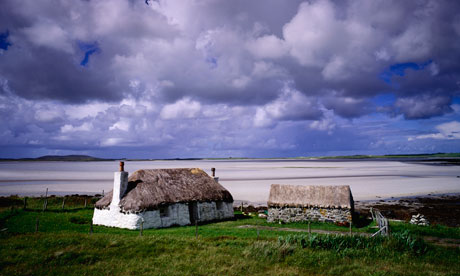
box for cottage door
[188,202,198,224]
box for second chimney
[211,167,219,182]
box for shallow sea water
[0,159,459,203]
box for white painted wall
[93,201,234,229]
[93,206,142,230]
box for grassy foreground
[0,199,459,275]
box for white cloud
[391,22,431,61]
[283,0,343,67]
[22,19,74,54]
[231,76,250,89]
[35,109,63,122]
[374,48,390,61]
[246,35,287,59]
[61,122,92,133]
[1,0,460,158]
[453,14,460,36]
[109,119,130,131]
[429,62,440,76]
[395,94,452,119]
[65,103,111,119]
[160,98,201,119]
[253,86,322,127]
[310,118,336,135]
[101,137,124,147]
[451,104,460,113]
[411,121,460,140]
[253,108,274,128]
[322,56,348,80]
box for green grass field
[1,197,459,275]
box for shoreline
[2,193,459,227]
[1,159,459,205]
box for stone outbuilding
[93,164,234,229]
[267,184,354,224]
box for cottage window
[159,206,169,218]
[216,201,224,211]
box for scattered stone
[410,213,430,226]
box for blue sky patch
[373,93,396,106]
[78,41,100,66]
[206,56,218,69]
[380,60,432,84]
[0,31,12,50]
[452,96,460,105]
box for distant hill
[35,155,112,161]
[0,155,114,161]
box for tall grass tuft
[278,232,428,255]
[243,241,296,262]
[389,230,429,255]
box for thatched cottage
[267,184,354,224]
[93,163,234,229]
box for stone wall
[197,201,233,222]
[267,206,352,224]
[153,203,191,228]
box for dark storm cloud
[0,0,177,103]
[395,94,453,120]
[1,0,460,158]
[0,46,121,103]
[1,0,460,110]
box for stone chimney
[111,161,129,207]
[211,167,219,182]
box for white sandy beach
[0,159,459,203]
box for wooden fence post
[349,221,352,236]
[139,221,143,236]
[61,197,66,209]
[23,197,27,210]
[195,221,198,238]
[90,220,93,234]
[257,228,260,240]
[42,188,48,211]
[35,217,39,233]
[308,220,311,235]
[84,198,87,208]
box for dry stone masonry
[267,184,354,224]
[267,206,352,224]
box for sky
[1,0,460,159]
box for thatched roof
[95,168,233,212]
[268,184,353,209]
